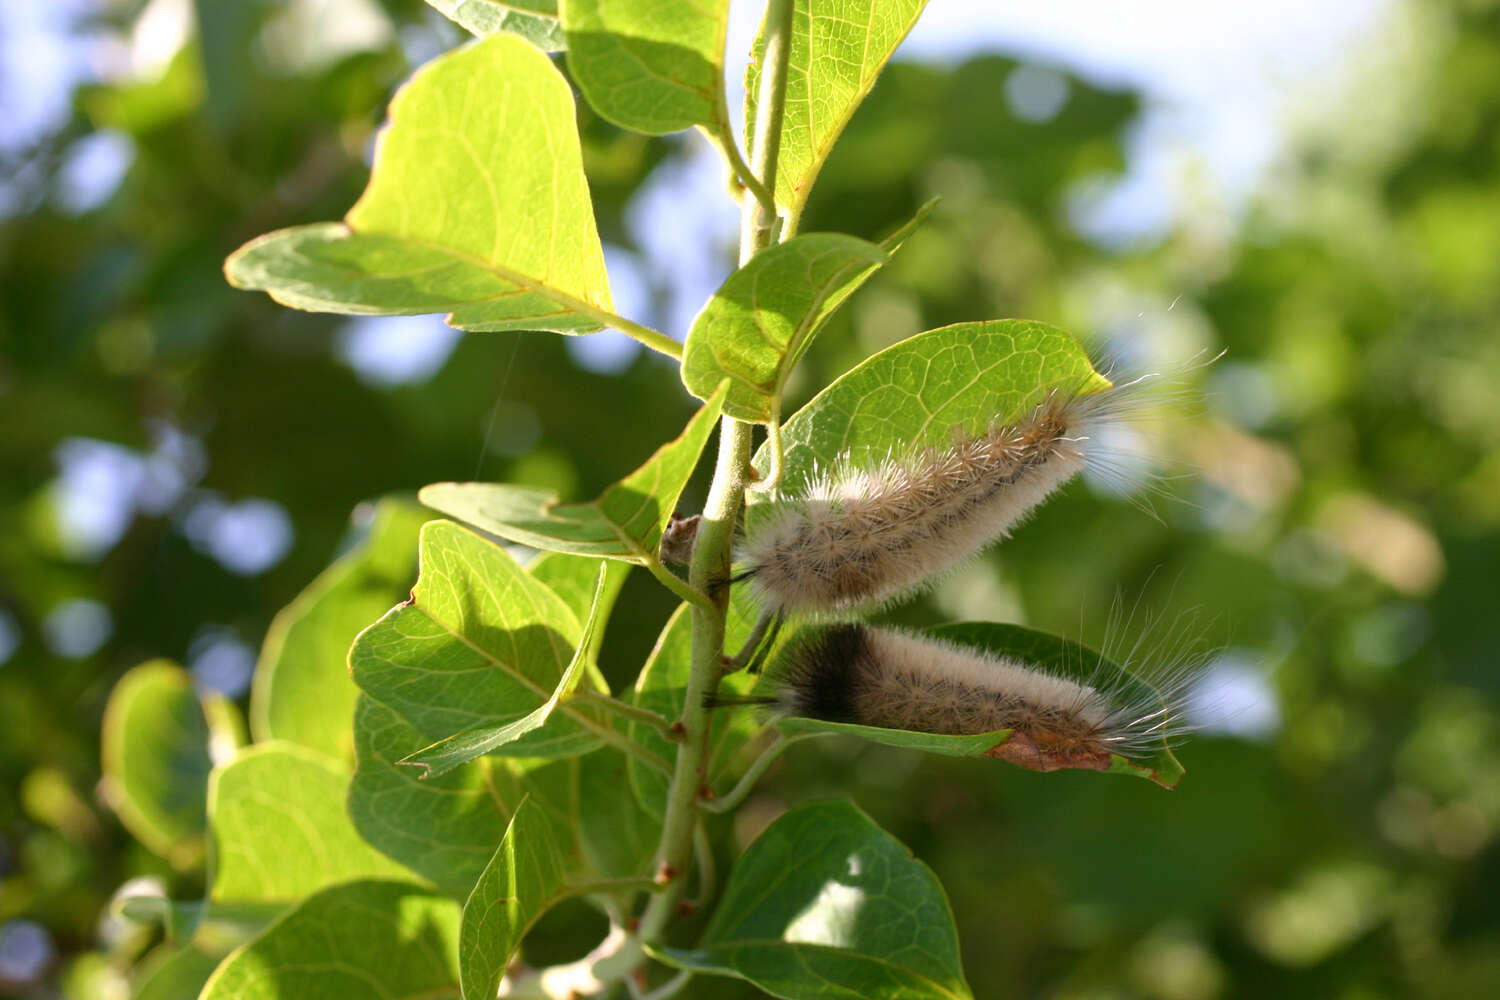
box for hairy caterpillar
[739,370,1177,616]
[755,623,1203,775]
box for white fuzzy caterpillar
[768,623,1201,777]
[740,372,1171,616]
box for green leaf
[207,743,411,903]
[657,800,972,1000]
[426,0,564,51]
[225,34,613,335]
[100,661,211,867]
[681,207,933,422]
[746,0,929,218]
[772,623,1185,788]
[348,696,518,894]
[250,499,425,760]
[132,945,222,1000]
[527,551,630,637]
[421,382,727,563]
[398,564,609,778]
[627,605,692,819]
[773,717,1008,757]
[350,521,610,758]
[575,749,657,879]
[563,0,731,135]
[200,881,460,1000]
[751,320,1108,504]
[459,797,569,1000]
[681,233,888,422]
[116,896,279,946]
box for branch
[738,0,795,261]
[634,0,797,954]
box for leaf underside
[564,0,731,135]
[426,0,565,51]
[420,381,728,562]
[225,33,612,334]
[349,521,606,760]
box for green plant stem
[688,819,716,906]
[700,732,809,814]
[727,607,778,672]
[707,128,776,217]
[637,416,752,943]
[637,970,694,1000]
[739,0,795,261]
[570,692,681,742]
[565,876,665,898]
[603,313,684,361]
[643,556,714,613]
[556,705,673,775]
[637,0,795,954]
[746,399,785,494]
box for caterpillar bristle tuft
[739,366,1196,617]
[752,623,1205,776]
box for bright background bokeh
[3,1,1498,997]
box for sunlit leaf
[207,743,410,903]
[225,34,613,334]
[398,564,609,777]
[350,521,609,758]
[426,0,564,50]
[746,0,929,218]
[250,499,425,760]
[563,0,731,135]
[657,800,972,999]
[682,234,887,421]
[527,551,631,640]
[458,797,569,1000]
[682,203,935,420]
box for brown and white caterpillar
[737,371,1179,617]
[763,623,1201,774]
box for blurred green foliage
[2,0,1498,997]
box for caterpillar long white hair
[766,622,1205,779]
[740,369,1180,616]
